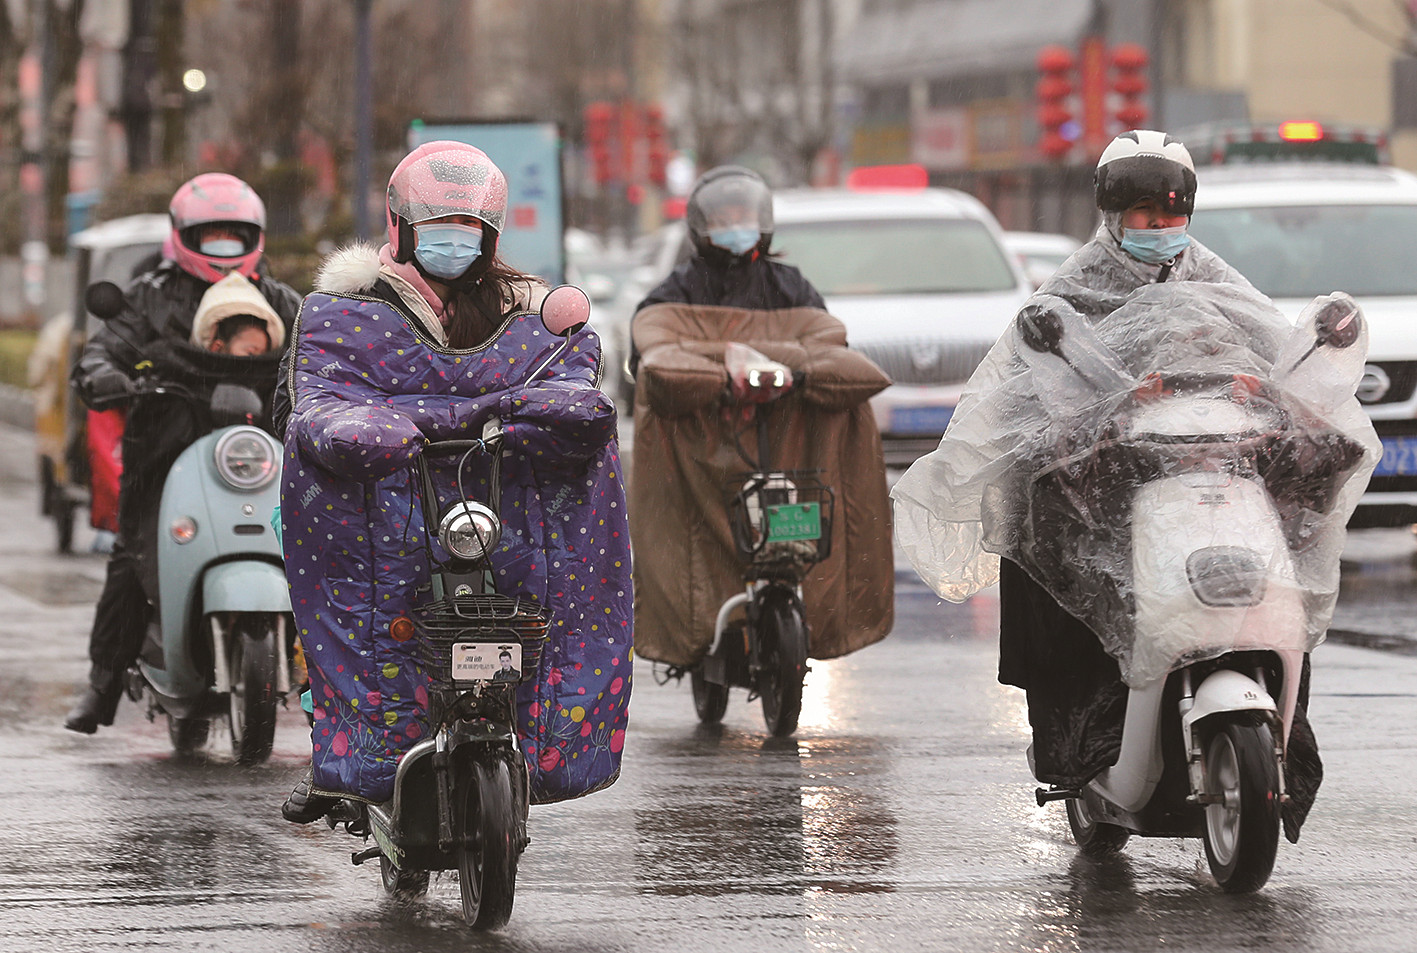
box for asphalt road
[3,422,1416,953]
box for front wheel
[457,757,518,930]
[228,624,278,766]
[379,855,429,898]
[1066,795,1130,856]
[1202,715,1281,893]
[756,593,808,737]
[167,715,209,756]
[690,667,729,725]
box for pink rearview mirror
[540,284,591,337]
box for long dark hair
[443,256,538,349]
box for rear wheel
[1066,795,1130,856]
[1202,716,1281,893]
[167,715,209,755]
[379,855,429,898]
[457,758,518,930]
[690,667,729,725]
[229,623,278,765]
[756,593,808,737]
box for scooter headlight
[214,427,277,490]
[1186,546,1268,607]
[439,502,501,561]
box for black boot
[63,680,122,734]
[282,772,340,824]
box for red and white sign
[912,108,969,171]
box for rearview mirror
[85,281,128,322]
[540,284,591,337]
[1016,303,1065,355]
[1314,298,1361,350]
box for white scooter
[1017,293,1368,893]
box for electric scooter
[1017,290,1369,892]
[323,285,591,930]
[85,280,298,764]
[692,345,835,737]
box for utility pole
[352,0,373,238]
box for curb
[0,384,34,431]
[1326,627,1417,657]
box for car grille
[852,338,996,385]
[1357,361,1417,406]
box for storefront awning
[839,0,1097,85]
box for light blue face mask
[708,226,760,256]
[201,238,246,258]
[1120,224,1191,264]
[414,222,483,279]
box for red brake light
[847,164,928,191]
[1278,121,1324,142]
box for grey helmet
[1094,130,1197,216]
[685,165,774,259]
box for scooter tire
[167,715,209,756]
[1202,715,1281,894]
[690,667,729,725]
[379,854,429,898]
[1066,796,1130,856]
[229,627,278,766]
[757,592,808,738]
[457,757,518,930]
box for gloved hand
[85,369,137,407]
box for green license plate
[766,502,821,542]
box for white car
[602,188,1032,466]
[1003,230,1083,289]
[1188,161,1417,527]
[772,188,1032,465]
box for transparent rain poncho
[892,279,1379,686]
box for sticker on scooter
[451,642,523,682]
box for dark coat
[629,254,826,375]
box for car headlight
[439,502,501,561]
[214,427,277,490]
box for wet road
[3,422,1417,952]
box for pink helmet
[169,173,267,283]
[386,141,508,267]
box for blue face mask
[413,223,483,279]
[1120,224,1191,264]
[201,238,246,258]
[708,226,760,256]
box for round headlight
[214,427,277,490]
[439,502,501,561]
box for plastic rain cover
[892,280,1379,687]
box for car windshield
[773,218,1017,295]
[1189,204,1417,297]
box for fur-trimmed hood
[314,242,550,347]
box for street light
[182,69,207,94]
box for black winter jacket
[629,253,826,375]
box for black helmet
[1094,129,1197,216]
[685,165,774,259]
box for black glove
[85,369,137,408]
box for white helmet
[1094,130,1197,216]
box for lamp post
[353,0,374,238]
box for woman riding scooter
[892,130,1367,847]
[278,141,631,825]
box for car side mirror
[540,284,591,337]
[85,280,128,321]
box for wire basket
[414,593,551,689]
[728,469,835,566]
